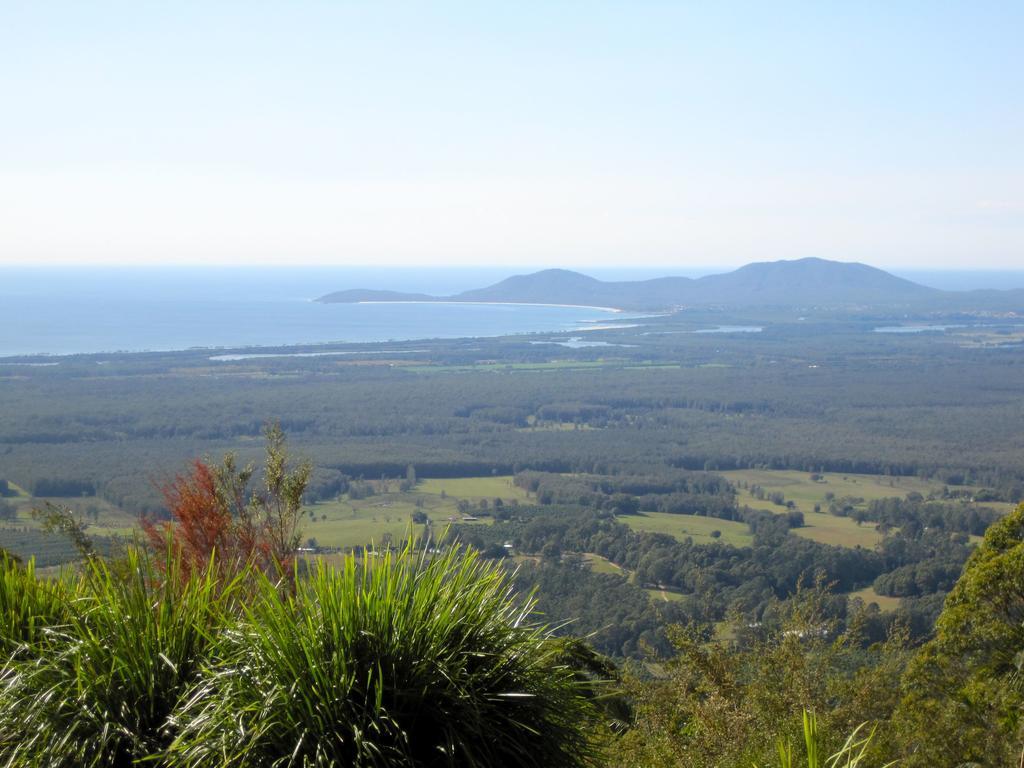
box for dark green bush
[0,550,230,767]
[0,545,597,767]
[0,552,68,659]
[170,546,597,767]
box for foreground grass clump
[171,545,595,767]
[0,550,231,767]
[0,552,68,658]
[1,543,597,766]
[756,711,895,768]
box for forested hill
[317,258,949,310]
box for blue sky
[1,2,1021,268]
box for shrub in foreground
[0,552,68,659]
[0,550,231,767]
[755,710,895,768]
[895,502,1024,765]
[143,423,312,583]
[606,582,908,768]
[170,545,597,767]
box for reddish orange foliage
[144,460,254,576]
[144,427,310,582]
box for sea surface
[4,266,1022,358]
[0,267,629,358]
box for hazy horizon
[4,262,1024,294]
[5,262,1024,358]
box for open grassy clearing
[303,498,438,549]
[511,554,541,566]
[417,476,529,502]
[789,510,884,549]
[302,476,529,550]
[306,497,481,550]
[1,494,137,538]
[847,586,902,612]
[1,476,528,557]
[619,512,753,547]
[724,468,1011,514]
[644,587,686,603]
[0,494,138,567]
[2,481,31,499]
[582,552,623,575]
[579,553,687,606]
[952,326,1024,349]
[976,501,1019,516]
[723,469,952,510]
[723,468,1010,549]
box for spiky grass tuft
[758,711,897,768]
[0,553,68,659]
[0,549,232,767]
[170,544,597,767]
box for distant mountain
[688,258,935,306]
[317,258,1018,311]
[447,268,702,308]
[454,269,617,305]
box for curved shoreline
[354,299,624,313]
[1,302,630,360]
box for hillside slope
[317,258,959,310]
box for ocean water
[891,270,1024,291]
[5,266,1021,358]
[0,267,625,358]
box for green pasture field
[304,499,437,549]
[3,482,32,499]
[723,469,950,510]
[302,475,529,550]
[723,468,1011,549]
[847,586,902,612]
[579,552,686,606]
[1,476,529,558]
[417,476,529,502]
[306,499,483,551]
[1,494,137,539]
[974,500,1020,516]
[619,512,754,547]
[644,587,686,604]
[0,493,139,567]
[789,510,884,549]
[724,468,1013,514]
[582,553,623,575]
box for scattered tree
[142,423,311,581]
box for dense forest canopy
[2,309,1023,514]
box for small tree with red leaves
[144,424,311,580]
